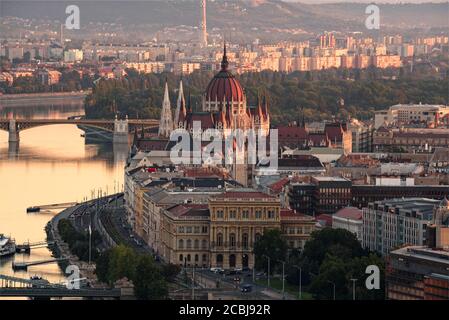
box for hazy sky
[284,0,447,3]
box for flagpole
[88,224,92,265]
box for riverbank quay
[0,91,88,104]
[45,195,120,289]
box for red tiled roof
[325,123,345,142]
[268,178,290,194]
[278,126,309,140]
[308,133,329,146]
[334,207,362,220]
[280,209,310,219]
[315,214,333,227]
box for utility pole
[263,255,270,288]
[281,261,285,299]
[350,278,358,300]
[191,266,195,299]
[328,280,336,300]
[88,224,92,265]
[294,265,302,300]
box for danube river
[0,101,126,286]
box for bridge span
[0,274,123,299]
[0,117,159,144]
[12,258,68,271]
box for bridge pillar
[8,119,20,143]
[113,116,129,144]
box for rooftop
[211,190,278,201]
[166,203,210,218]
[334,207,363,221]
[391,246,449,266]
[312,176,350,182]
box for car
[241,284,253,293]
[227,270,237,276]
[210,267,224,274]
[233,276,241,282]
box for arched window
[187,254,191,262]
[194,239,199,249]
[178,239,184,249]
[179,254,183,262]
[195,254,199,262]
[230,233,236,247]
[217,233,223,247]
[202,239,208,249]
[242,233,249,249]
[186,239,192,249]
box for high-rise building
[200,0,207,47]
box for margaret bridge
[0,117,159,144]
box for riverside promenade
[47,201,107,289]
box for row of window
[215,209,276,220]
[215,232,261,248]
[178,226,208,234]
[178,239,208,250]
[179,253,208,262]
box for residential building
[312,176,352,215]
[352,185,449,208]
[362,198,441,255]
[387,199,449,300]
[332,207,363,241]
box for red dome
[205,44,245,102]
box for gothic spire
[221,41,229,71]
[174,78,185,126]
[158,80,174,138]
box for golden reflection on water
[0,124,126,290]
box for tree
[133,255,168,300]
[162,263,181,282]
[253,229,288,273]
[301,228,364,268]
[107,245,139,283]
[95,249,111,284]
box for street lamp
[327,280,336,301]
[293,265,302,300]
[262,254,270,288]
[350,278,358,300]
[280,261,286,299]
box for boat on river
[0,234,16,257]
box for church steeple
[174,78,185,126]
[158,80,174,138]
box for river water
[0,101,127,288]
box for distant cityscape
[0,0,448,303]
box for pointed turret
[221,41,229,71]
[262,94,269,120]
[158,80,174,138]
[178,93,187,128]
[174,78,185,126]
